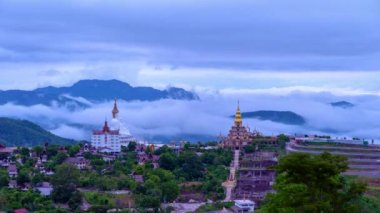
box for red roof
[93,121,119,135]
[13,208,29,213]
[0,147,15,154]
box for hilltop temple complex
[220,103,255,150]
[91,99,135,153]
[221,103,278,208]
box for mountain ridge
[330,101,354,109]
[0,117,76,147]
[234,110,306,125]
[0,79,199,109]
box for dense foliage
[0,141,233,212]
[196,201,235,212]
[51,164,82,211]
[259,152,367,213]
[0,169,9,187]
[133,144,232,209]
[0,188,64,212]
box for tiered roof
[93,121,120,135]
[221,103,253,149]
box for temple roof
[92,120,120,135]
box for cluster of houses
[136,143,160,168]
[1,144,56,195]
[0,140,168,197]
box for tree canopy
[259,152,367,213]
[51,163,81,207]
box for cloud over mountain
[0,89,379,143]
[1,0,379,143]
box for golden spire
[112,98,119,119]
[234,101,242,126]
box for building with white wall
[91,120,121,153]
[91,99,136,153]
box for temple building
[91,99,135,153]
[220,103,254,150]
[91,120,121,153]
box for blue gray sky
[1,0,380,92]
[1,0,380,142]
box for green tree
[183,143,190,151]
[51,164,80,203]
[161,180,179,202]
[68,191,82,211]
[68,144,81,157]
[152,169,176,182]
[0,188,56,212]
[128,141,137,152]
[135,194,161,209]
[177,151,204,180]
[201,165,229,200]
[46,145,59,158]
[278,134,290,142]
[20,147,30,157]
[260,152,367,213]
[17,169,30,185]
[32,172,44,186]
[201,152,216,164]
[96,176,118,191]
[53,152,68,165]
[0,169,9,188]
[155,145,172,155]
[32,146,44,157]
[159,153,177,171]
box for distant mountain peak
[73,79,132,88]
[232,110,306,125]
[330,101,354,109]
[0,79,199,109]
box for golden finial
[112,98,119,119]
[234,101,242,126]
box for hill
[0,79,199,109]
[330,101,355,109]
[0,117,76,147]
[238,110,306,125]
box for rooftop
[7,164,17,172]
[235,200,255,205]
[65,157,88,164]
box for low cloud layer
[0,90,379,143]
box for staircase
[223,149,240,201]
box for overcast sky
[2,0,380,141]
[1,0,380,92]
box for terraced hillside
[286,142,380,177]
